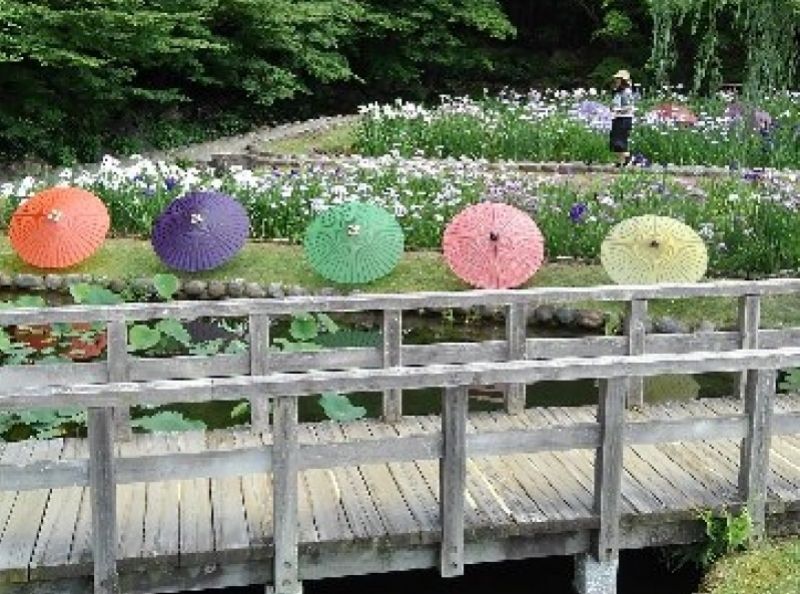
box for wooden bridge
[2,280,800,594]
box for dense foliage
[2,154,800,277]
[0,0,513,163]
[2,1,797,164]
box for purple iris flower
[569,202,588,223]
[164,176,178,192]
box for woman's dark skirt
[609,117,632,152]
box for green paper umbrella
[304,202,404,284]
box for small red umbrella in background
[650,103,698,126]
[9,186,110,269]
[442,202,545,289]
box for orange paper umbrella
[443,202,544,289]
[9,187,110,269]
[650,103,698,126]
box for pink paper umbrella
[443,202,545,289]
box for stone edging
[0,271,713,335]
[213,150,800,180]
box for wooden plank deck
[2,396,800,588]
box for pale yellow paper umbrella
[600,215,708,284]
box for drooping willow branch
[647,0,799,96]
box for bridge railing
[2,278,800,431]
[3,279,800,593]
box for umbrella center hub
[346,224,361,237]
[649,240,660,248]
[46,209,63,223]
[190,213,205,225]
[489,231,499,241]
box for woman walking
[609,69,635,167]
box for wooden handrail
[3,278,800,324]
[4,347,800,409]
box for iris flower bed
[355,89,800,169]
[1,154,799,277]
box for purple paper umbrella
[151,191,250,272]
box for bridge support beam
[575,377,626,594]
[573,554,619,594]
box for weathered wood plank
[338,421,420,538]
[382,310,403,422]
[471,414,561,523]
[11,347,800,409]
[107,320,132,441]
[6,278,800,325]
[593,379,625,562]
[734,295,761,400]
[140,434,182,564]
[249,314,271,432]
[0,440,62,582]
[87,407,119,593]
[504,303,527,414]
[625,300,647,408]
[739,369,776,537]
[27,440,83,579]
[208,432,250,560]
[234,432,272,550]
[298,425,353,543]
[272,396,301,594]
[312,422,388,540]
[440,387,467,577]
[366,420,437,535]
[487,413,585,522]
[13,328,800,392]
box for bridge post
[440,386,468,577]
[738,368,775,537]
[504,303,527,414]
[272,396,302,594]
[734,295,760,400]
[107,320,132,441]
[88,406,119,594]
[382,309,403,422]
[575,377,625,594]
[249,314,271,432]
[624,300,647,409]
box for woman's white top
[612,88,635,118]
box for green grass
[702,538,800,594]
[260,121,357,155]
[4,237,800,327]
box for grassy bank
[260,121,357,155]
[702,538,800,594]
[4,237,800,328]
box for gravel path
[145,114,357,164]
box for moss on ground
[702,538,800,594]
[3,236,800,327]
